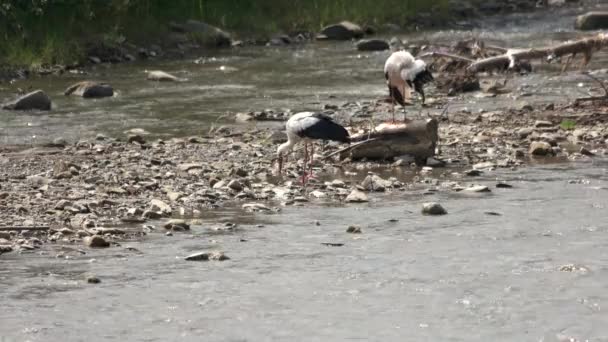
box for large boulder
[64,81,114,98]
[576,12,608,30]
[356,39,389,51]
[169,20,231,47]
[2,90,51,111]
[318,21,364,40]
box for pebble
[496,182,513,188]
[83,235,110,248]
[421,202,447,216]
[86,276,101,284]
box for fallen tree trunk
[343,119,438,161]
[467,33,608,73]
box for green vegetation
[559,119,577,130]
[0,0,449,66]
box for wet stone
[496,182,513,188]
[345,189,369,203]
[462,185,491,193]
[0,245,13,254]
[529,141,554,156]
[163,219,190,231]
[346,225,362,233]
[421,202,447,216]
[86,276,101,284]
[84,235,110,248]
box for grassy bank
[0,0,448,67]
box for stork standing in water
[384,50,434,122]
[277,112,350,184]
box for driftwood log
[467,33,608,73]
[342,119,438,161]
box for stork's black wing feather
[294,113,350,143]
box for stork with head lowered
[277,112,350,184]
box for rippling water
[1,4,608,341]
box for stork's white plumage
[384,50,433,122]
[277,112,349,184]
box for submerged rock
[2,90,51,111]
[185,251,229,261]
[64,81,114,98]
[318,21,364,40]
[356,39,389,51]
[146,70,181,82]
[421,202,447,215]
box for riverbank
[0,0,547,78]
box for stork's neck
[277,138,296,156]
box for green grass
[559,119,577,130]
[0,0,450,67]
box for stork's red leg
[309,143,314,177]
[301,142,308,186]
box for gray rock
[580,147,595,156]
[149,199,172,216]
[64,81,114,98]
[0,232,11,240]
[345,189,369,203]
[462,185,491,193]
[361,174,390,192]
[0,245,12,254]
[127,134,146,144]
[534,120,553,128]
[142,210,162,219]
[529,141,554,156]
[516,127,534,138]
[177,163,203,172]
[422,202,447,215]
[356,39,389,51]
[318,21,364,40]
[242,203,271,212]
[227,179,243,191]
[84,235,110,248]
[2,90,51,111]
[576,12,608,30]
[167,191,185,202]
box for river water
[2,4,608,342]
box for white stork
[384,50,434,122]
[277,112,350,184]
